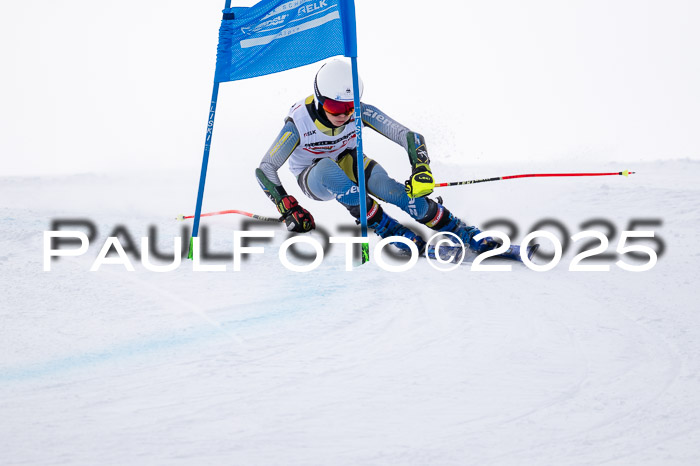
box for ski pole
[435,170,635,188]
[176,209,282,223]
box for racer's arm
[255,120,315,232]
[360,103,434,198]
[255,119,299,203]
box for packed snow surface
[1,160,699,465]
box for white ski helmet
[313,59,364,108]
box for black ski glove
[277,195,315,233]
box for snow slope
[1,159,699,465]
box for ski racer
[255,59,499,254]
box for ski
[499,243,540,262]
[425,243,540,265]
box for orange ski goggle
[321,97,354,116]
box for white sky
[1,0,699,176]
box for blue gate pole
[189,1,232,259]
[341,0,369,263]
[350,57,368,263]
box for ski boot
[369,207,426,254]
[442,218,501,253]
[419,200,500,253]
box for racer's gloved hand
[404,163,435,198]
[277,195,315,233]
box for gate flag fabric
[215,0,348,82]
[190,0,369,263]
